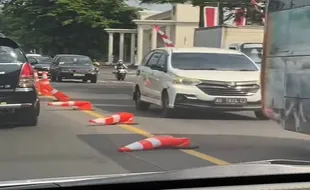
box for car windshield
[58,56,92,65]
[2,0,309,185]
[171,52,258,71]
[35,56,53,64]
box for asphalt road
[1,67,310,181]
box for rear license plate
[73,74,85,77]
[214,98,247,105]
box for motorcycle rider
[115,60,127,70]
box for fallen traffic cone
[41,84,70,102]
[89,112,133,125]
[48,101,92,111]
[41,88,53,96]
[118,136,198,152]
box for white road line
[98,80,134,84]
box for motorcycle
[114,66,127,81]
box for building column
[119,33,125,61]
[137,25,143,65]
[165,25,171,38]
[151,26,157,50]
[108,32,114,64]
[130,33,136,64]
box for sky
[125,0,172,12]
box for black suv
[0,36,40,126]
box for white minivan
[133,47,267,119]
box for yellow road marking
[42,96,230,165]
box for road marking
[43,96,230,165]
[93,104,134,107]
[82,110,230,166]
[99,80,134,84]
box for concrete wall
[193,26,264,48]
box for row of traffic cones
[35,71,197,152]
[34,71,93,111]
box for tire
[134,87,150,111]
[57,74,62,82]
[82,78,88,83]
[51,74,56,82]
[161,91,177,118]
[91,76,97,83]
[18,106,39,126]
[254,110,269,120]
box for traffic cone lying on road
[118,136,198,152]
[47,101,92,110]
[40,83,70,101]
[89,112,133,125]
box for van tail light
[18,62,35,88]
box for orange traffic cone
[118,136,198,152]
[48,101,92,110]
[33,71,42,95]
[89,112,133,125]
[41,84,70,102]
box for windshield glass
[58,56,92,65]
[171,53,258,71]
[35,56,53,64]
[4,0,309,184]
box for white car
[133,47,267,119]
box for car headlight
[88,67,98,73]
[172,75,201,85]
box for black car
[0,36,40,126]
[50,54,98,83]
[28,56,53,77]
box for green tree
[1,0,140,58]
[139,0,265,27]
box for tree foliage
[0,0,140,58]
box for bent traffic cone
[41,84,70,101]
[89,112,133,125]
[41,88,53,96]
[48,101,92,111]
[118,136,198,152]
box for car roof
[0,36,20,49]
[156,47,244,55]
[55,54,88,57]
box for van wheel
[161,91,176,118]
[254,110,269,120]
[134,88,150,111]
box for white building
[105,3,200,65]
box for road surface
[1,67,310,181]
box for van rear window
[0,46,27,63]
